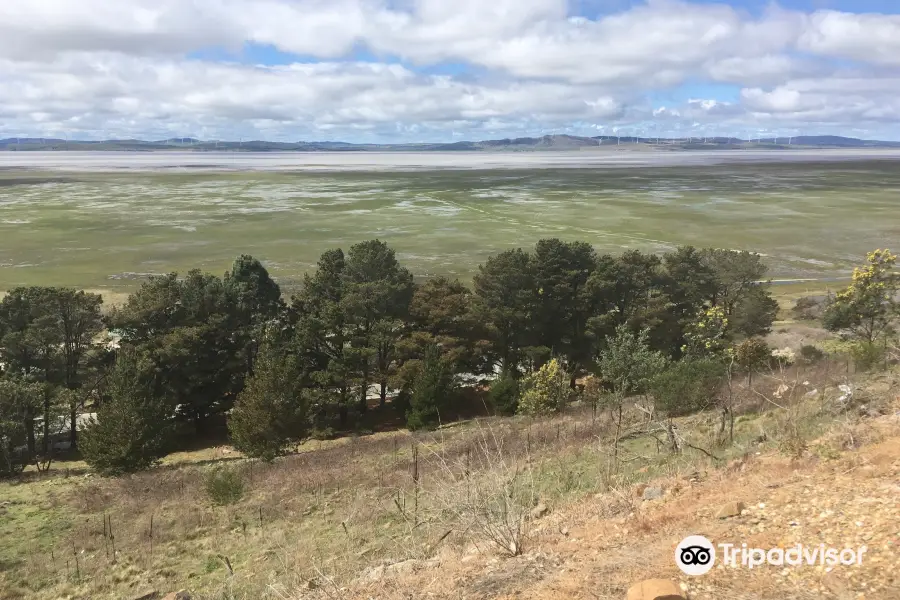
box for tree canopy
[0,242,790,477]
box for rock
[386,559,422,575]
[359,557,443,582]
[361,565,386,582]
[642,486,664,501]
[162,592,191,600]
[626,579,685,600]
[530,503,550,520]
[716,501,745,519]
[130,591,160,600]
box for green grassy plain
[2,160,898,291]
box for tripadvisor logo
[676,535,868,576]
[676,536,716,576]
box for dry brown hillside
[344,400,900,600]
[2,357,898,600]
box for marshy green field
[1,159,898,291]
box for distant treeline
[4,134,899,152]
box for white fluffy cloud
[1,0,899,141]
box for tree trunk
[194,410,208,436]
[42,391,51,454]
[25,407,36,456]
[666,419,679,453]
[358,384,368,413]
[729,407,735,444]
[358,358,370,413]
[69,407,78,449]
[380,380,387,408]
[569,372,577,390]
[612,404,623,467]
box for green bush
[406,345,453,430]
[651,358,725,418]
[798,344,825,364]
[0,379,44,479]
[228,342,306,462]
[518,359,568,417]
[849,341,885,372]
[205,466,245,506]
[81,350,173,476]
[392,388,412,419]
[792,296,824,321]
[489,373,520,416]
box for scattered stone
[716,501,745,519]
[530,502,550,520]
[161,591,191,600]
[130,591,160,600]
[642,486,664,501]
[626,579,685,600]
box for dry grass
[1,351,893,600]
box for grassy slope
[2,345,894,599]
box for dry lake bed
[1,149,899,291]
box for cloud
[0,0,899,140]
[0,53,626,140]
[798,10,900,66]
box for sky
[2,0,900,143]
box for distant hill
[2,133,899,152]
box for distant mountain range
[2,134,899,152]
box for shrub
[518,359,569,417]
[406,345,453,430]
[792,296,825,321]
[682,306,729,358]
[823,249,898,345]
[732,337,771,381]
[848,341,885,372]
[0,379,43,479]
[205,466,245,506]
[229,342,306,462]
[771,347,796,367]
[489,373,520,416]
[651,358,725,418]
[600,326,668,398]
[392,388,411,418]
[81,350,173,476]
[798,344,825,364]
[431,426,535,557]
